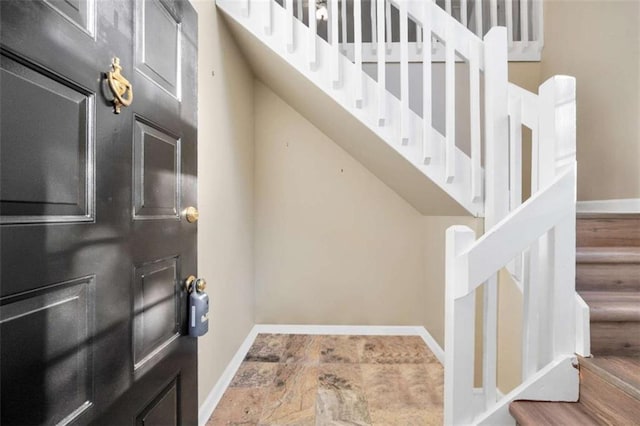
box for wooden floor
[207,334,444,425]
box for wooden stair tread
[581,356,640,401]
[577,246,640,264]
[580,291,640,322]
[509,401,597,426]
[579,356,640,423]
[577,216,640,247]
[577,262,640,292]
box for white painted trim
[198,326,260,426]
[197,324,445,425]
[415,326,445,364]
[475,355,579,425]
[577,198,640,214]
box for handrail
[454,169,575,299]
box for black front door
[0,0,198,424]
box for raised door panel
[136,0,181,98]
[0,53,94,224]
[133,257,181,370]
[44,0,95,36]
[0,276,95,425]
[133,119,181,220]
[136,377,180,426]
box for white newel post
[445,226,477,425]
[539,76,577,358]
[480,28,508,411]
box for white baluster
[475,0,483,37]
[422,0,432,164]
[483,273,498,409]
[242,0,249,16]
[416,24,423,53]
[341,0,347,54]
[309,0,317,69]
[377,0,386,125]
[521,0,529,46]
[399,0,409,144]
[445,19,455,182]
[469,39,481,201]
[371,0,377,54]
[265,0,272,34]
[522,244,540,379]
[505,0,513,47]
[331,0,340,87]
[445,0,452,15]
[509,96,522,210]
[461,0,468,27]
[444,226,477,426]
[354,0,363,108]
[297,0,303,20]
[286,0,295,52]
[535,0,544,51]
[490,0,497,27]
[385,0,392,53]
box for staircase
[510,215,640,424]
[216,0,584,424]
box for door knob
[183,206,199,223]
[184,275,206,292]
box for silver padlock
[186,276,209,337]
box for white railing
[219,0,580,423]
[338,0,543,62]
[445,75,579,424]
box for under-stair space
[510,214,640,424]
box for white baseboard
[198,325,260,426]
[198,324,445,425]
[577,198,640,214]
[254,324,445,364]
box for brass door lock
[183,206,199,223]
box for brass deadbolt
[184,275,196,292]
[184,206,199,223]
[184,275,206,293]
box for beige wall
[542,0,640,201]
[190,0,640,406]
[192,1,255,406]
[253,80,481,344]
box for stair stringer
[217,0,484,216]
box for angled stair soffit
[216,1,477,216]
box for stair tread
[577,216,640,247]
[580,291,640,322]
[509,401,598,426]
[577,247,640,264]
[580,356,640,401]
[577,262,640,292]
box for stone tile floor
[207,334,444,425]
